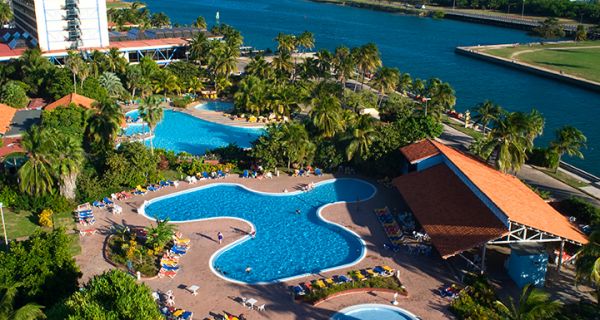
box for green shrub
[303,276,404,303]
[172,96,193,108]
[432,10,445,19]
[555,197,600,227]
[527,147,552,168]
[450,274,502,320]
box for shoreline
[455,43,600,93]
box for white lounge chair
[257,304,265,311]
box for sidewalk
[439,123,600,207]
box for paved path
[439,124,600,206]
[181,105,267,128]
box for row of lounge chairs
[158,233,191,279]
[291,266,395,296]
[75,207,96,226]
[375,207,404,247]
[160,307,193,320]
[185,171,226,183]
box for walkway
[76,174,453,320]
[181,104,267,128]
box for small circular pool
[331,304,420,320]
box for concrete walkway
[181,104,267,128]
[439,123,600,206]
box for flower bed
[105,234,161,277]
[303,276,407,305]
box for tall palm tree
[208,42,238,93]
[333,46,354,88]
[145,218,177,251]
[19,48,52,94]
[52,132,84,200]
[549,126,587,172]
[427,80,456,118]
[275,33,296,55]
[271,52,294,78]
[315,49,333,80]
[139,95,164,154]
[18,126,55,196]
[65,51,86,93]
[0,283,45,320]
[576,228,600,303]
[370,66,400,107]
[473,100,504,134]
[152,70,180,98]
[352,43,381,91]
[88,50,107,77]
[397,73,412,94]
[125,64,143,98]
[345,114,377,161]
[234,76,267,115]
[0,1,13,26]
[189,32,210,65]
[99,72,125,99]
[86,102,124,153]
[245,55,273,79]
[104,48,127,75]
[297,31,315,53]
[193,16,207,29]
[310,95,344,138]
[280,122,315,169]
[480,112,533,173]
[150,12,170,28]
[494,284,562,320]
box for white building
[11,0,109,51]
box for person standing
[218,232,223,244]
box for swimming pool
[194,101,234,112]
[142,179,376,283]
[331,304,420,320]
[123,109,262,154]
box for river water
[142,0,600,175]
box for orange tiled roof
[0,137,24,157]
[399,139,440,164]
[430,140,588,244]
[44,93,96,111]
[393,164,507,258]
[0,104,17,135]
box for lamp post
[521,0,525,17]
[422,97,431,116]
[452,0,456,10]
[0,202,8,251]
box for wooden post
[557,240,565,273]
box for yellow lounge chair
[136,185,147,192]
[383,265,394,273]
[364,268,377,277]
[349,270,365,281]
[324,278,335,286]
[312,279,326,289]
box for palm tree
[234,76,267,115]
[18,126,55,196]
[245,55,273,79]
[352,43,382,91]
[207,42,238,93]
[575,228,600,303]
[0,283,45,320]
[549,126,587,172]
[189,32,210,65]
[479,112,533,173]
[397,73,412,94]
[494,284,562,320]
[280,122,315,169]
[193,16,207,29]
[18,48,52,94]
[125,64,143,98]
[88,50,107,77]
[104,48,127,75]
[52,133,84,200]
[370,66,400,107]
[150,12,170,28]
[275,33,296,55]
[0,1,13,26]
[345,114,377,161]
[139,95,164,154]
[473,100,504,134]
[152,70,180,98]
[315,49,333,80]
[65,51,86,93]
[99,72,125,99]
[86,102,124,153]
[145,218,177,251]
[271,52,294,77]
[427,80,456,118]
[332,46,354,88]
[297,31,315,53]
[310,95,344,138]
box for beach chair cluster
[185,171,226,184]
[75,204,96,226]
[290,266,395,296]
[291,166,322,177]
[438,284,462,299]
[159,307,193,320]
[240,169,273,179]
[159,233,191,279]
[92,197,123,215]
[375,207,404,247]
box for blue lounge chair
[78,209,93,215]
[172,245,188,252]
[161,264,180,271]
[292,285,306,296]
[170,247,187,255]
[315,168,323,176]
[217,170,224,178]
[92,201,105,208]
[335,275,352,283]
[242,170,249,178]
[147,185,159,192]
[159,180,169,187]
[202,172,210,179]
[103,197,114,205]
[78,212,94,218]
[299,169,305,176]
[179,311,193,320]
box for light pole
[0,202,8,251]
[521,0,525,17]
[422,97,431,116]
[452,0,456,10]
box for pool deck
[182,104,267,129]
[76,174,454,319]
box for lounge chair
[159,180,169,187]
[92,200,105,208]
[217,170,225,178]
[161,264,180,271]
[374,266,394,277]
[77,203,92,212]
[300,282,312,292]
[363,268,378,278]
[311,279,326,289]
[291,285,305,296]
[202,172,210,179]
[147,185,159,192]
[170,247,187,255]
[349,270,366,281]
[315,168,323,176]
[103,197,114,205]
[179,311,193,320]
[257,304,265,311]
[334,275,352,284]
[324,278,335,286]
[242,170,249,178]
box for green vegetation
[479,41,600,83]
[49,270,162,319]
[302,276,405,304]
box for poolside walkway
[182,104,267,129]
[76,174,454,319]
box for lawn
[3,208,77,239]
[479,41,600,83]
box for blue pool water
[142,0,600,175]
[331,304,419,320]
[123,110,262,154]
[194,101,235,112]
[143,179,376,283]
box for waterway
[142,0,600,175]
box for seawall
[455,45,600,93]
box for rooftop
[0,137,24,158]
[0,104,17,135]
[44,93,96,111]
[399,139,440,164]
[5,109,42,137]
[393,164,507,258]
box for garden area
[302,274,406,305]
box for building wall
[17,0,109,51]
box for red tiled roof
[0,104,17,135]
[430,140,588,245]
[0,137,24,157]
[28,98,47,110]
[393,164,507,258]
[44,93,96,111]
[399,140,440,164]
